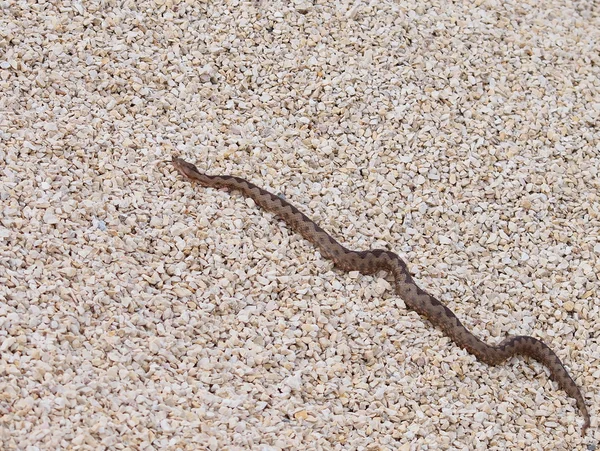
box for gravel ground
[1,0,599,450]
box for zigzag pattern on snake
[171,156,589,434]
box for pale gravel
[1,0,599,450]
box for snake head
[171,157,205,182]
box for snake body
[171,156,589,434]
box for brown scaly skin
[171,156,590,434]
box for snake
[170,156,590,434]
